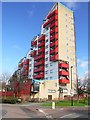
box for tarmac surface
[0,103,89,119]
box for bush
[1,97,18,104]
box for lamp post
[70,66,73,106]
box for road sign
[70,89,74,96]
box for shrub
[1,97,18,104]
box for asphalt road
[0,103,89,119]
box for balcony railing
[38,48,45,53]
[47,9,58,19]
[43,15,58,28]
[59,70,69,76]
[50,27,58,34]
[30,51,36,57]
[59,63,69,69]
[31,40,37,46]
[50,21,58,29]
[25,65,29,70]
[50,47,58,54]
[38,35,45,42]
[33,73,44,79]
[38,42,45,47]
[34,66,44,73]
[34,60,44,66]
[50,40,58,47]
[23,59,29,65]
[50,34,58,41]
[50,54,58,61]
[34,54,44,61]
[59,79,70,84]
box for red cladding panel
[38,35,45,42]
[47,9,58,19]
[34,66,44,73]
[38,42,45,47]
[59,63,69,68]
[33,73,44,79]
[59,79,70,84]
[34,60,44,66]
[59,71,69,76]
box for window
[46,45,48,49]
[45,70,48,73]
[50,70,53,73]
[46,39,48,43]
[46,51,48,55]
[46,57,48,61]
[67,43,68,46]
[46,64,48,67]
[50,63,52,66]
[46,27,49,30]
[50,77,52,79]
[67,56,69,59]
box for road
[0,103,89,119]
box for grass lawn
[42,99,88,107]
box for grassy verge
[42,99,88,107]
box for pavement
[0,103,89,119]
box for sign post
[70,89,74,106]
[52,102,55,109]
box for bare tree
[0,72,11,93]
[1,72,11,83]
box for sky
[2,2,88,79]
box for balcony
[34,66,44,73]
[38,35,45,42]
[31,40,37,47]
[38,48,45,53]
[33,73,44,79]
[59,63,69,69]
[50,27,58,34]
[50,34,58,41]
[34,60,44,66]
[23,71,28,76]
[50,40,58,47]
[38,42,45,47]
[30,51,36,57]
[47,9,58,19]
[34,54,45,61]
[18,62,23,67]
[59,70,69,76]
[23,59,29,65]
[50,47,58,54]
[49,15,58,23]
[43,15,58,28]
[25,65,29,70]
[59,79,70,84]
[50,54,58,61]
[50,21,58,28]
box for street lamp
[70,66,73,106]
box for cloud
[12,45,20,49]
[27,4,36,18]
[77,58,88,68]
[63,1,79,10]
[27,10,34,18]
[80,61,88,68]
